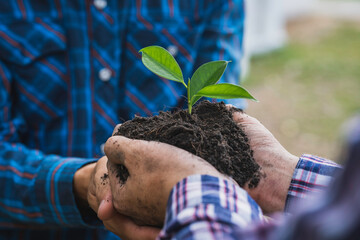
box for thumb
[97,191,116,221]
[224,104,259,126]
[112,124,122,136]
[224,104,253,124]
[105,136,151,173]
[104,136,130,166]
[232,111,260,125]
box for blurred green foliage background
[243,18,360,161]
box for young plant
[139,46,257,114]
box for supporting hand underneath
[232,111,298,214]
[104,135,225,227]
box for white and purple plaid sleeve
[285,154,342,212]
[158,175,263,240]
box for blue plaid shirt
[0,0,245,239]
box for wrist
[247,153,298,214]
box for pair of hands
[75,111,298,239]
[85,135,225,239]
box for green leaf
[139,46,184,83]
[195,83,258,101]
[189,61,229,107]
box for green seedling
[139,46,257,114]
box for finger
[87,157,112,213]
[232,111,260,125]
[105,136,150,171]
[104,136,127,166]
[112,124,122,136]
[87,170,99,211]
[106,136,217,176]
[87,190,98,212]
[97,190,116,221]
[103,214,161,240]
[88,172,114,217]
[225,103,235,111]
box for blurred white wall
[284,0,317,19]
[244,0,286,56]
[242,0,316,78]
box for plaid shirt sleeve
[0,61,94,228]
[158,175,264,240]
[285,154,342,212]
[0,143,98,228]
[0,0,246,238]
[0,61,98,227]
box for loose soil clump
[114,101,261,188]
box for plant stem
[182,81,187,88]
[187,79,192,114]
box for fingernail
[98,200,105,212]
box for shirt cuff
[160,175,263,237]
[35,156,100,227]
[285,154,342,213]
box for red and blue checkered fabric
[160,156,341,239]
[0,0,245,239]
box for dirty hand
[86,156,160,240]
[101,213,161,240]
[87,156,115,219]
[104,135,225,227]
[232,111,299,214]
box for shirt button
[99,68,112,82]
[94,0,107,10]
[100,143,105,155]
[167,45,178,57]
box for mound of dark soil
[114,101,261,188]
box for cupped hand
[104,135,224,227]
[231,110,299,213]
[102,213,160,240]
